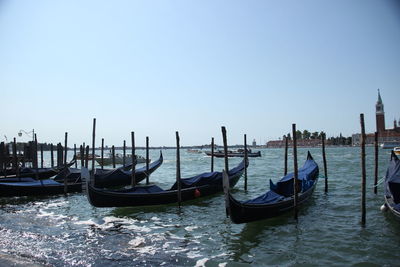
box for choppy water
[0,147,398,266]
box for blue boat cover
[0,177,37,183]
[0,179,62,187]
[385,152,400,204]
[244,151,319,204]
[244,190,284,204]
[270,151,319,197]
[170,159,245,190]
[94,154,162,184]
[120,185,165,194]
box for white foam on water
[128,236,146,248]
[184,226,198,232]
[195,258,209,267]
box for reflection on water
[0,148,399,266]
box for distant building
[252,139,256,147]
[352,89,400,146]
[266,139,321,148]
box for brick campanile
[376,89,385,133]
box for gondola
[383,151,400,219]
[85,158,248,207]
[0,158,77,180]
[205,149,261,158]
[224,151,319,223]
[0,177,82,197]
[51,151,163,187]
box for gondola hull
[228,180,318,223]
[384,195,400,220]
[383,151,400,220]
[86,159,246,207]
[0,181,82,197]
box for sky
[1,0,399,147]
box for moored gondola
[85,158,248,207]
[223,151,319,223]
[0,178,82,197]
[0,158,77,180]
[52,151,163,187]
[383,151,400,220]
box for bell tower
[376,89,385,133]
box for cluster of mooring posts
[0,135,71,179]
[1,118,338,223]
[220,124,328,221]
[88,119,151,189]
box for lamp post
[18,129,35,142]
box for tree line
[283,130,352,146]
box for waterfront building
[352,90,400,146]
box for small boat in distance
[95,153,149,166]
[381,141,400,149]
[186,149,203,154]
[393,147,400,156]
[205,148,261,158]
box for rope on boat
[373,176,385,187]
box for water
[0,147,399,266]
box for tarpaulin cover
[93,153,163,187]
[0,177,37,183]
[244,190,284,204]
[170,159,246,190]
[0,179,62,187]
[270,151,319,197]
[385,151,400,204]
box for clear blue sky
[1,0,399,146]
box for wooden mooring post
[85,145,89,168]
[244,134,248,191]
[131,132,136,187]
[374,132,378,194]
[13,138,19,179]
[360,114,366,226]
[50,143,54,168]
[112,145,116,168]
[0,142,5,177]
[80,144,84,167]
[176,131,182,207]
[146,136,150,185]
[211,137,214,172]
[91,119,96,184]
[292,124,299,221]
[34,134,39,180]
[284,135,288,176]
[221,126,229,173]
[64,132,68,194]
[322,133,328,193]
[101,138,104,170]
[123,140,126,167]
[40,144,44,168]
[74,144,77,168]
